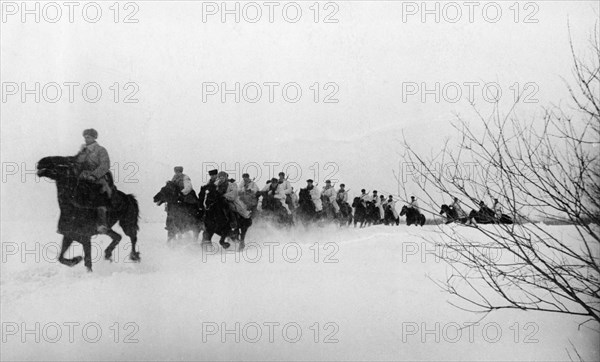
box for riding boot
[97,206,108,234]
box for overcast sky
[1,1,598,221]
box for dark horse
[296,188,318,226]
[383,205,400,226]
[352,198,378,228]
[153,181,202,242]
[37,156,140,272]
[321,197,353,227]
[439,204,468,224]
[258,190,294,226]
[198,183,252,250]
[467,209,514,224]
[400,205,426,226]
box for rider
[290,187,299,209]
[373,190,384,222]
[360,189,370,206]
[276,172,293,215]
[321,180,339,215]
[493,198,502,222]
[75,128,113,234]
[478,200,495,222]
[216,171,250,231]
[306,179,323,213]
[238,173,259,215]
[336,183,348,215]
[451,197,468,219]
[171,166,196,204]
[408,196,420,213]
[387,195,399,220]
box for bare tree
[399,27,599,327]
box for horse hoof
[60,256,83,267]
[130,252,141,262]
[104,250,113,261]
[220,241,231,249]
[86,266,93,272]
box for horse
[297,188,318,226]
[383,205,400,225]
[337,201,354,227]
[352,198,378,227]
[400,205,426,226]
[467,209,514,224]
[153,181,202,243]
[198,183,252,250]
[258,190,294,226]
[439,204,468,224]
[37,156,140,272]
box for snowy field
[1,220,598,361]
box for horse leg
[58,236,83,267]
[82,237,93,272]
[104,229,122,261]
[219,234,231,249]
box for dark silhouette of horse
[352,198,378,227]
[383,205,400,225]
[467,209,514,224]
[321,197,352,227]
[258,189,293,226]
[297,188,318,226]
[400,205,426,226]
[153,181,202,243]
[337,201,354,227]
[37,156,140,272]
[198,183,252,250]
[439,204,468,224]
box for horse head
[154,181,180,206]
[439,204,450,215]
[399,205,408,216]
[37,156,78,180]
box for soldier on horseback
[307,179,323,213]
[171,166,196,203]
[276,172,293,215]
[238,173,259,216]
[321,180,339,216]
[75,128,113,234]
[216,171,251,232]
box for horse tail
[123,193,140,232]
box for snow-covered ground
[1,220,598,361]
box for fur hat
[217,171,229,178]
[306,179,314,183]
[174,166,183,173]
[325,180,331,184]
[208,169,218,176]
[82,128,98,138]
[242,173,250,178]
[340,183,345,187]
